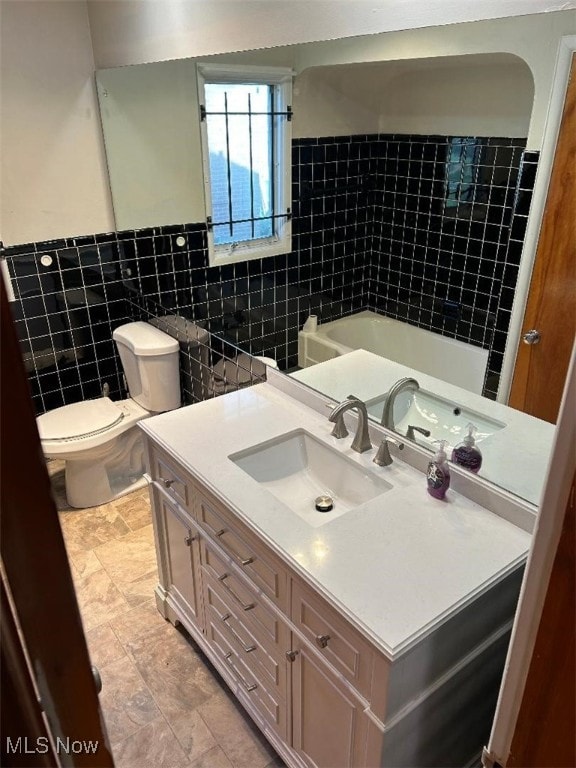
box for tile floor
[48,461,284,768]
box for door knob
[523,329,541,345]
[91,665,102,694]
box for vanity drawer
[292,580,375,700]
[206,617,287,740]
[195,489,287,610]
[148,444,192,513]
[203,570,288,699]
[201,540,283,649]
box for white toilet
[37,321,180,509]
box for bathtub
[298,310,488,394]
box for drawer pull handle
[240,556,254,567]
[223,652,258,691]
[220,613,257,653]
[215,528,226,537]
[315,634,331,649]
[162,478,175,489]
[286,650,299,662]
[218,574,256,611]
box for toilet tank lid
[113,322,179,356]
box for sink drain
[315,495,334,512]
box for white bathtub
[298,310,488,394]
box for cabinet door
[291,643,369,768]
[154,486,202,626]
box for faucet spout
[380,377,420,431]
[328,396,372,453]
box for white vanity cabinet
[144,436,524,768]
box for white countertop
[140,376,531,661]
[292,349,555,506]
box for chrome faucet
[328,396,372,453]
[380,377,420,431]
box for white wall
[1,1,575,244]
[0,1,114,245]
[290,13,576,148]
[97,13,574,231]
[86,0,573,69]
[292,54,534,139]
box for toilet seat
[37,397,124,442]
[38,397,150,460]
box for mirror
[95,14,571,506]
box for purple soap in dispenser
[426,440,450,500]
[451,423,483,473]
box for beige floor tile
[74,567,129,632]
[109,599,172,649]
[127,623,221,721]
[112,716,190,768]
[113,488,152,531]
[68,548,102,579]
[58,484,283,768]
[59,505,131,553]
[198,691,278,768]
[94,524,156,584]
[85,623,127,670]
[188,745,234,768]
[99,656,160,745]
[169,709,217,763]
[93,524,157,606]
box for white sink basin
[366,388,506,447]
[230,429,392,527]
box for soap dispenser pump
[451,422,483,473]
[426,440,451,500]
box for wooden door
[507,474,575,767]
[0,277,114,767]
[508,55,576,423]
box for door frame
[498,34,576,404]
[485,339,576,764]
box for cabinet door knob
[162,478,175,488]
[286,650,299,662]
[184,535,195,546]
[315,634,331,649]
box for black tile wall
[4,132,538,414]
[366,135,533,398]
[3,236,131,415]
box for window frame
[197,63,293,267]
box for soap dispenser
[451,422,483,473]
[426,440,451,500]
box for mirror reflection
[95,15,572,506]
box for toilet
[37,322,180,509]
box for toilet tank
[112,322,181,412]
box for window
[197,64,293,266]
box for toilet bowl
[37,322,180,509]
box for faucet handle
[406,425,432,441]
[373,436,404,467]
[330,414,349,439]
